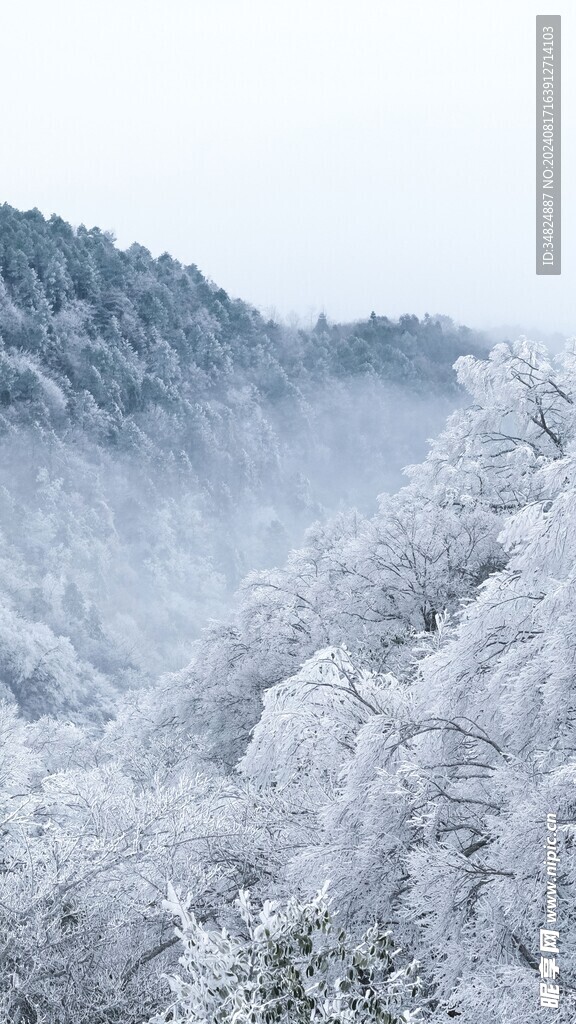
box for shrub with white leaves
[151,883,421,1024]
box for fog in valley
[0,375,461,711]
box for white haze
[0,376,461,702]
[1,0,574,335]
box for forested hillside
[0,203,487,718]
[1,337,575,1024]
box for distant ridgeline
[0,203,488,719]
[0,204,486,424]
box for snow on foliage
[2,337,576,1022]
[151,883,421,1024]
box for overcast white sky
[1,0,574,336]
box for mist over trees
[0,203,486,718]
[1,204,573,1024]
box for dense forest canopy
[0,203,487,718]
[2,204,573,1024]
